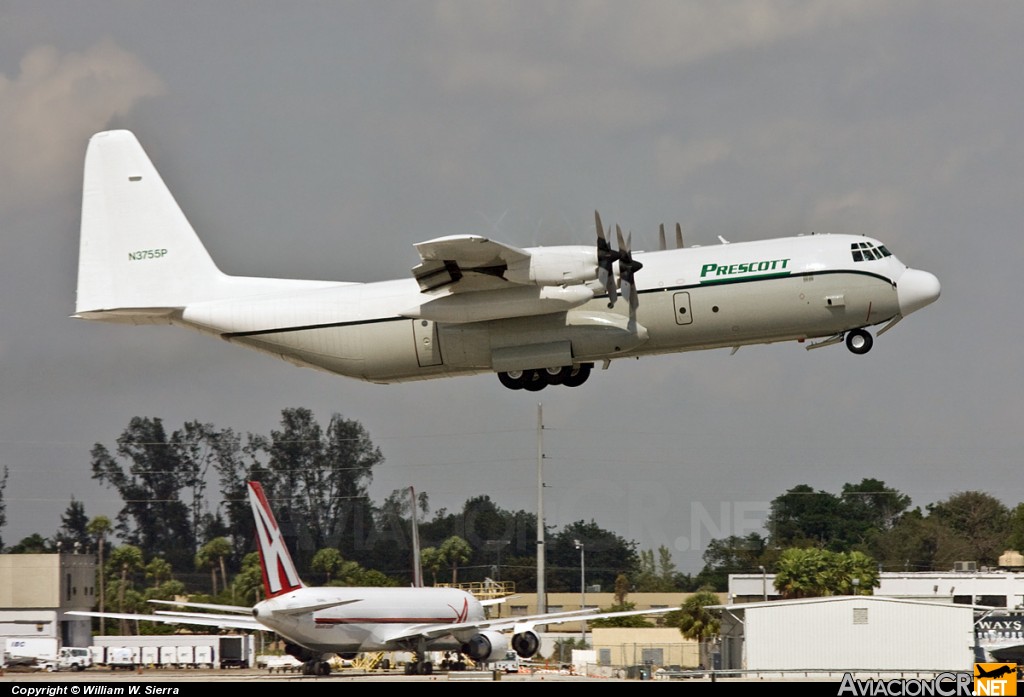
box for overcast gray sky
[1,1,1020,573]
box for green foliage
[547,521,639,594]
[590,602,650,628]
[230,552,265,606]
[54,497,91,552]
[0,465,7,551]
[549,636,588,661]
[694,532,770,590]
[767,479,912,553]
[925,491,1010,566]
[8,533,51,553]
[664,589,721,667]
[91,417,211,570]
[438,536,472,584]
[634,546,688,592]
[774,548,878,598]
[250,408,383,568]
[665,589,720,641]
[1009,504,1024,554]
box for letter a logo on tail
[248,481,304,598]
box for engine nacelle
[505,246,598,286]
[511,630,541,659]
[460,630,509,662]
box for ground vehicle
[107,647,136,671]
[492,650,521,673]
[4,638,57,670]
[55,647,93,671]
[3,639,92,672]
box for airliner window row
[851,242,892,262]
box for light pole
[574,539,586,645]
[758,565,767,601]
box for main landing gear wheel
[845,329,873,355]
[562,364,591,387]
[404,661,433,675]
[522,369,546,392]
[498,363,594,390]
[303,660,331,675]
[498,370,526,389]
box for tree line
[694,479,1024,591]
[0,409,677,604]
[2,413,1022,611]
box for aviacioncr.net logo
[837,672,973,696]
[974,663,1018,696]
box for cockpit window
[851,242,892,262]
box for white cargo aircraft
[75,131,940,390]
[71,481,674,675]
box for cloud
[427,1,889,88]
[0,41,164,212]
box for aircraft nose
[897,269,941,316]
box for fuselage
[253,586,485,654]
[174,233,938,383]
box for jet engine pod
[461,630,510,662]
[511,630,540,659]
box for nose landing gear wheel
[845,329,873,354]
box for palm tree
[311,548,344,583]
[86,516,112,635]
[195,537,232,596]
[668,589,721,669]
[108,544,143,635]
[438,536,472,584]
[420,547,443,585]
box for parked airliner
[75,131,940,390]
[71,481,674,675]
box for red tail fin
[248,481,304,598]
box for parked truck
[3,639,93,672]
[55,647,93,671]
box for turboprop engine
[503,246,598,286]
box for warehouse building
[713,595,975,678]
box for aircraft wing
[379,605,676,645]
[148,599,252,614]
[66,610,264,632]
[987,642,1024,663]
[412,235,530,293]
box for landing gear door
[412,319,443,367]
[673,292,693,325]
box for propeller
[658,223,685,250]
[616,225,643,314]
[595,211,620,307]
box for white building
[0,553,97,647]
[714,596,975,677]
[729,570,1024,608]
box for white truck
[4,639,93,672]
[5,637,58,668]
[106,647,137,671]
[55,647,93,671]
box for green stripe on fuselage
[699,271,792,285]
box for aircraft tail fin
[247,481,305,598]
[75,130,225,320]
